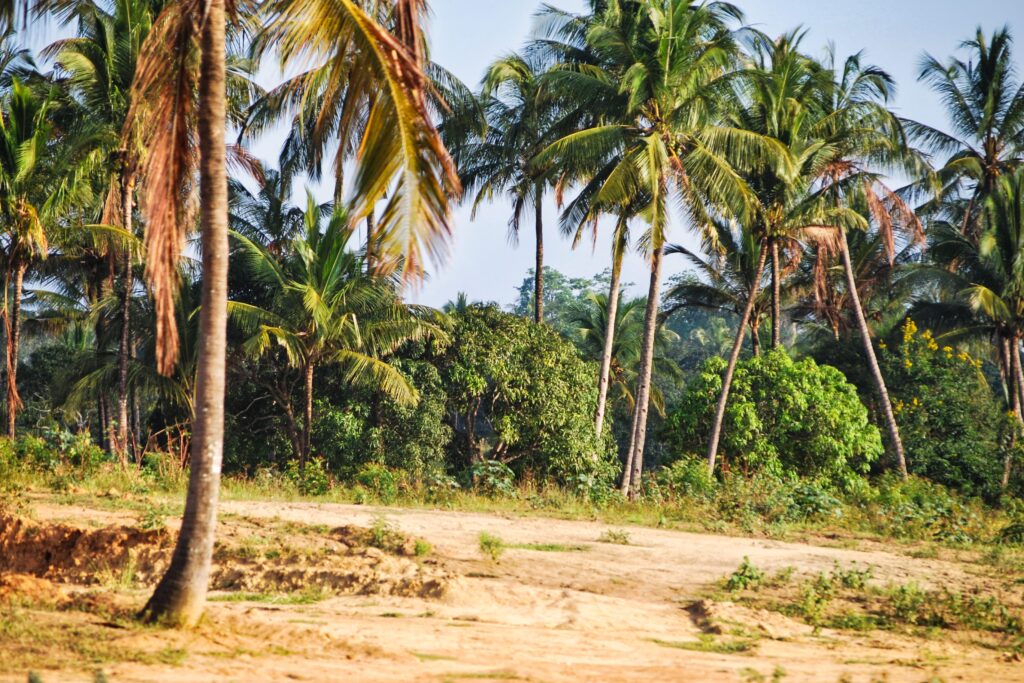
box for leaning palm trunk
[595,237,625,435]
[624,246,664,500]
[770,237,781,348]
[706,247,768,475]
[533,190,544,324]
[116,173,135,461]
[838,230,907,479]
[142,0,228,627]
[3,261,25,438]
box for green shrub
[286,457,331,496]
[471,460,517,498]
[354,463,399,503]
[664,349,882,487]
[656,456,716,498]
[725,557,764,591]
[878,321,1006,497]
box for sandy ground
[11,499,1024,683]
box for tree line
[0,0,1021,627]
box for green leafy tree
[665,349,882,487]
[438,305,615,489]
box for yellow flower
[902,319,918,342]
[942,346,953,353]
[904,359,914,369]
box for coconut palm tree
[910,27,1024,237]
[539,0,777,497]
[140,0,456,626]
[663,221,769,355]
[0,79,58,437]
[229,197,437,465]
[46,0,161,457]
[453,53,568,324]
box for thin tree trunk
[770,237,781,349]
[116,173,135,461]
[302,361,314,469]
[1014,337,1024,418]
[534,191,544,324]
[626,246,664,500]
[2,267,12,438]
[619,398,641,496]
[1004,335,1023,490]
[839,230,907,479]
[142,0,228,627]
[5,262,25,438]
[750,317,761,357]
[595,239,624,435]
[364,208,376,272]
[706,246,768,474]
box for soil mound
[0,514,449,599]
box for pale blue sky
[409,0,1022,308]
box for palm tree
[540,0,774,497]
[47,0,159,457]
[0,79,56,437]
[729,29,829,349]
[453,53,567,324]
[664,221,769,355]
[229,197,435,465]
[138,0,230,628]
[910,27,1024,237]
[812,49,924,479]
[142,0,456,625]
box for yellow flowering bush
[880,320,1006,498]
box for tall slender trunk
[595,240,624,435]
[625,247,664,500]
[533,190,544,324]
[142,0,228,627]
[116,173,135,461]
[5,262,25,438]
[619,392,641,496]
[839,230,907,479]
[707,246,768,474]
[1004,334,1023,490]
[750,317,761,357]
[302,361,314,468]
[770,237,781,349]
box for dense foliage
[664,350,883,486]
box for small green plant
[286,457,331,496]
[369,515,400,550]
[597,529,631,545]
[831,562,874,590]
[138,503,171,531]
[652,634,756,654]
[414,539,433,557]
[471,460,517,498]
[355,463,398,503]
[798,573,836,626]
[888,582,929,625]
[725,557,764,592]
[478,532,505,561]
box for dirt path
[15,500,1022,682]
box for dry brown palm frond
[125,0,201,376]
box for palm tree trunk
[116,173,135,461]
[595,240,624,435]
[750,317,761,357]
[302,361,314,468]
[839,229,907,479]
[706,246,768,475]
[365,208,376,272]
[619,393,641,496]
[1004,335,1023,489]
[142,0,228,627]
[770,237,781,348]
[5,262,25,438]
[625,246,664,500]
[534,190,544,324]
